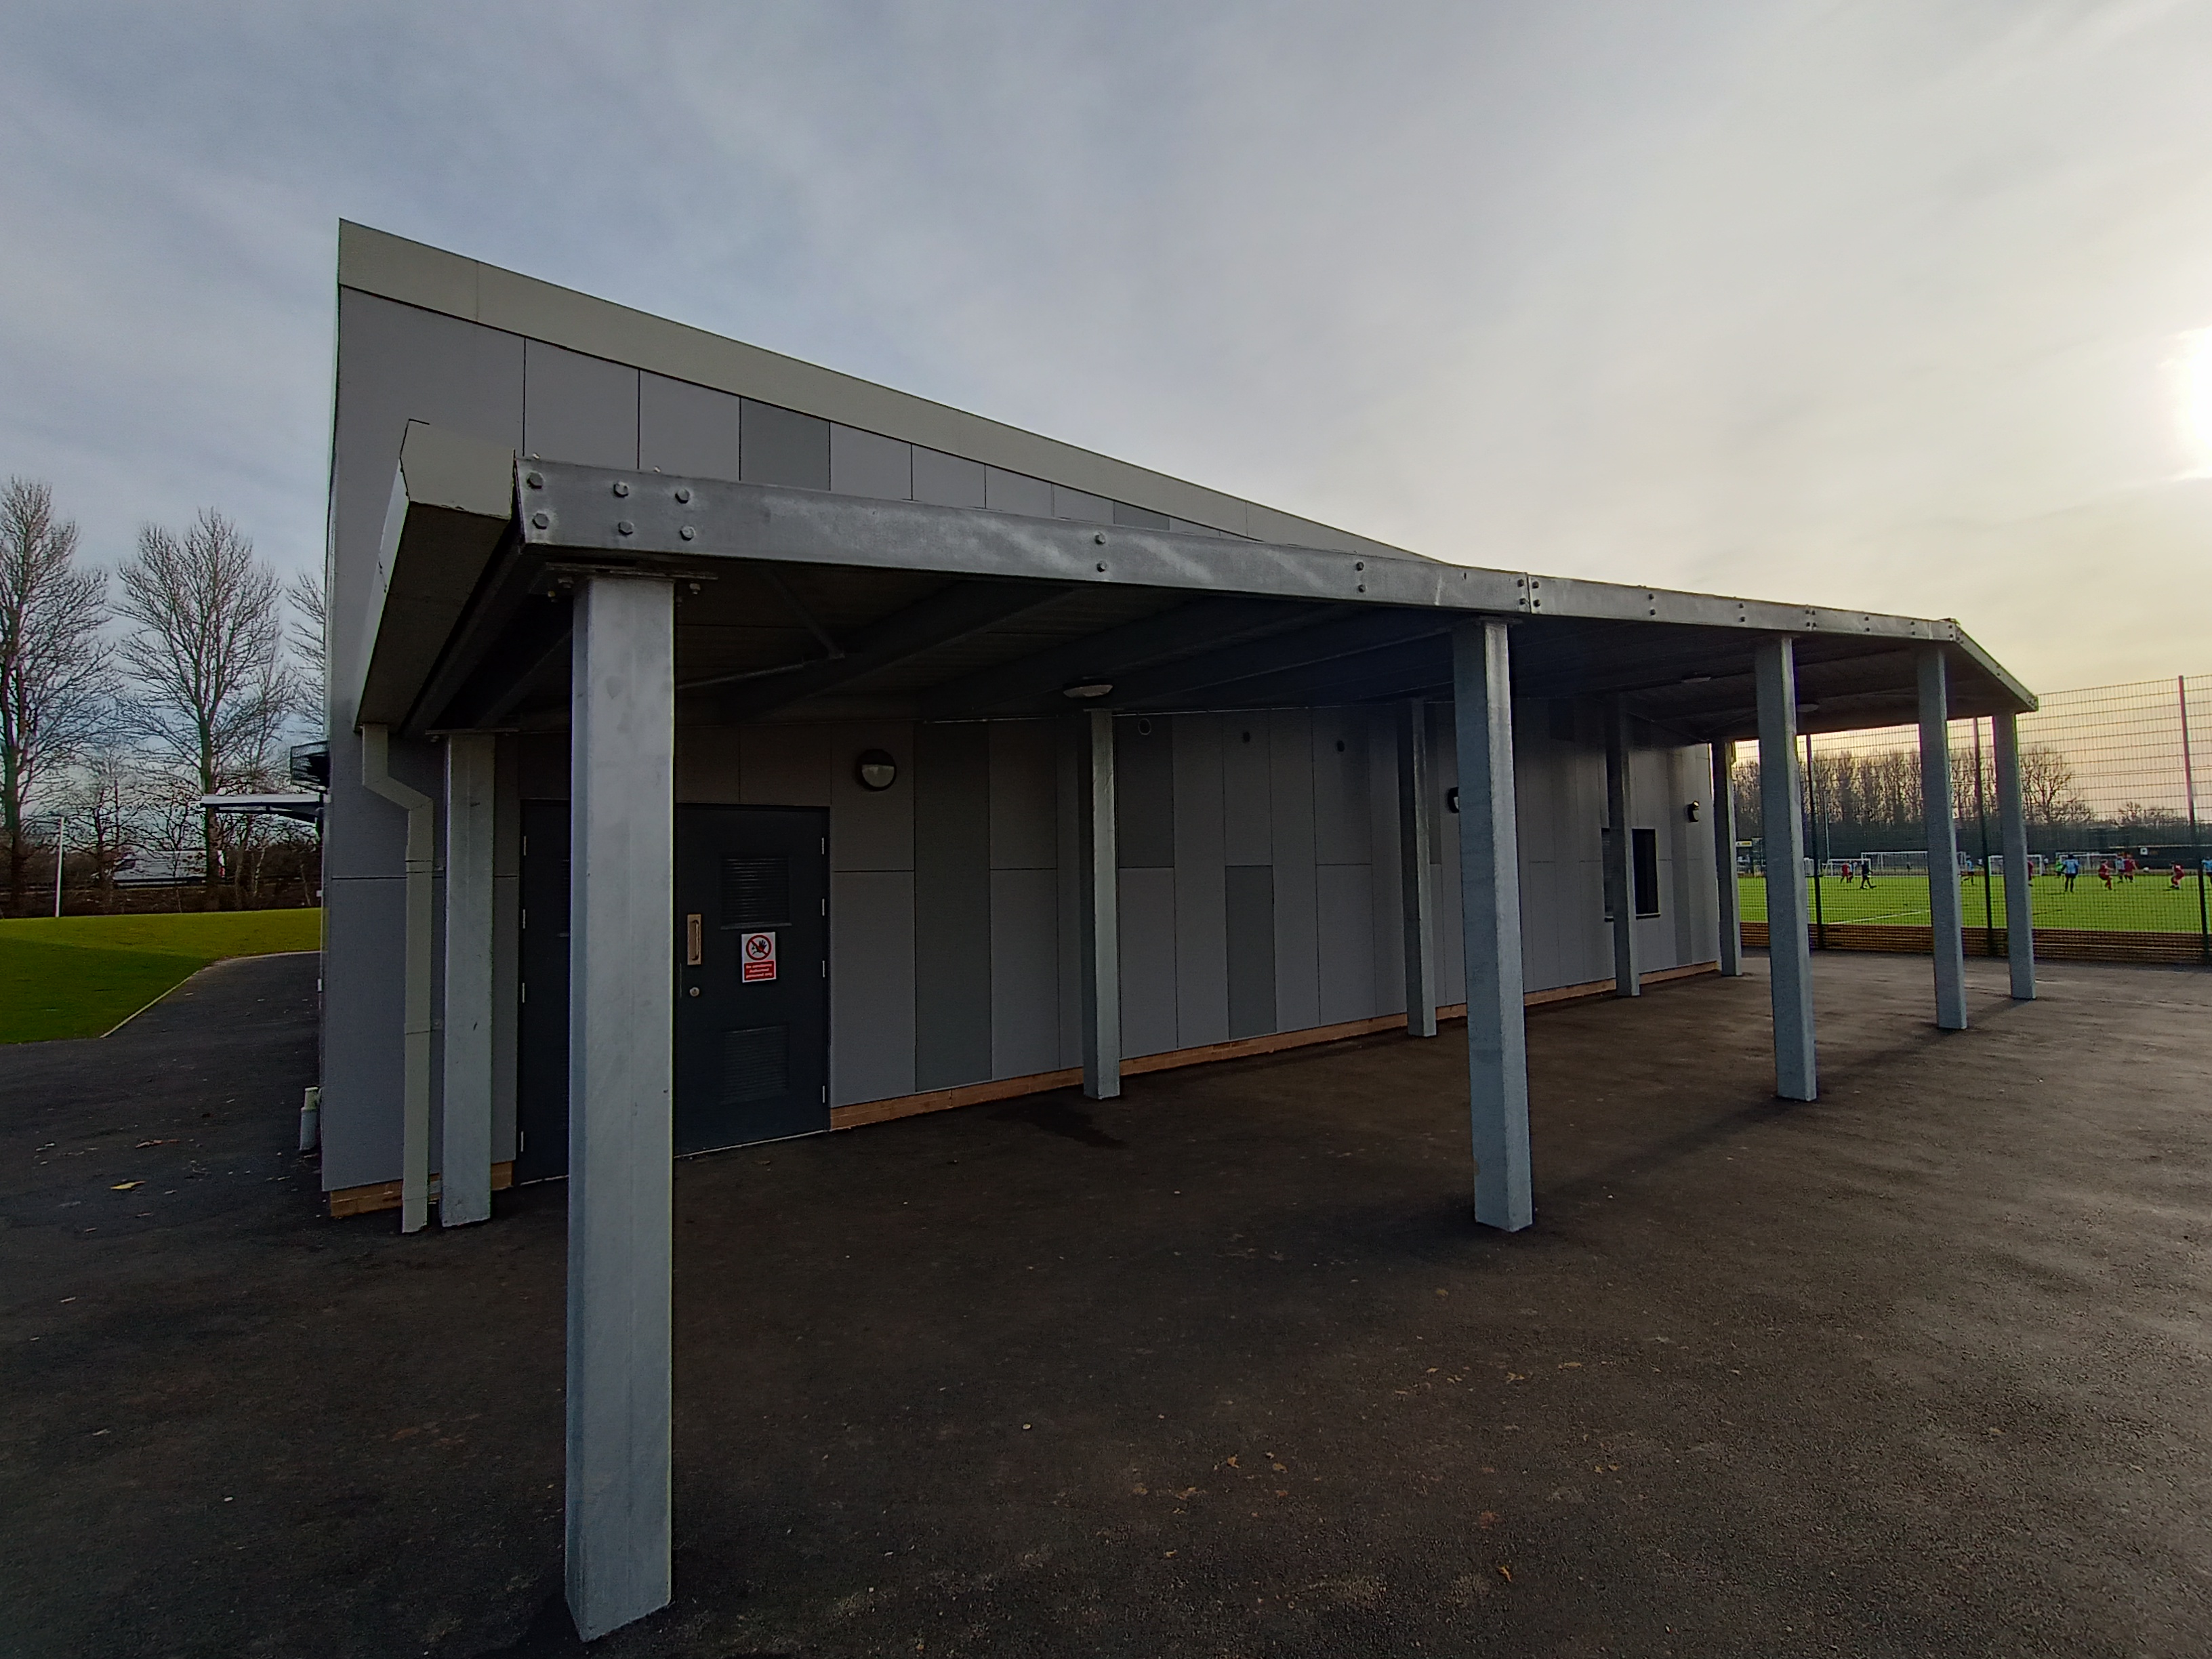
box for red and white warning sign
[739,930,778,983]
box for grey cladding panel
[989,722,1058,870]
[1315,863,1376,1024]
[829,721,914,872]
[675,723,743,804]
[325,728,441,883]
[832,870,916,1105]
[1311,710,1371,865]
[986,468,1052,517]
[1221,718,1271,865]
[741,724,831,806]
[1269,710,1320,1032]
[914,447,987,508]
[1225,866,1277,1038]
[991,868,1060,1078]
[830,424,914,501]
[319,876,406,1189]
[741,400,831,490]
[1172,716,1229,1049]
[1115,717,1176,869]
[1517,858,1561,992]
[1054,721,1083,1067]
[523,340,638,468]
[914,722,991,1089]
[639,373,739,478]
[1117,867,1179,1059]
[1367,712,1406,1015]
[1111,501,1169,529]
[1052,485,1113,523]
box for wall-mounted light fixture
[1685,800,1702,822]
[855,750,898,791]
[1446,787,1460,814]
[1063,681,1113,699]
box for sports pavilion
[321,223,2039,1638]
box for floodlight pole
[53,814,66,918]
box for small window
[1632,827,1660,917]
[1601,827,1664,920]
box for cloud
[0,0,2205,692]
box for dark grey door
[674,805,830,1151]
[515,802,571,1183]
[513,802,830,1181]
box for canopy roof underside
[363,432,2035,747]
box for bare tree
[119,509,298,908]
[0,478,112,915]
[2017,743,2089,831]
[56,736,145,913]
[286,566,327,727]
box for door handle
[684,913,703,966]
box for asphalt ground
[3,950,2208,1657]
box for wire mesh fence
[1732,674,2211,965]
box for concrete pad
[3,951,2209,1656]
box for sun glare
[2177,327,2212,477]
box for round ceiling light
[1062,682,1114,699]
[855,749,898,791]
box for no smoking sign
[739,930,778,983]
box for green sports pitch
[0,909,322,1044]
[1736,872,2209,933]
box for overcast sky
[2,1,2207,693]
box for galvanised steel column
[1754,639,1817,1101]
[1919,648,1969,1031]
[1397,700,1439,1038]
[1080,709,1122,1100]
[1993,711,2036,1000]
[565,574,676,1643]
[1603,697,1641,996]
[1453,620,1532,1231]
[1711,740,1743,977]
[439,731,498,1227]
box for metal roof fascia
[519,459,2021,658]
[353,423,518,729]
[1944,624,2039,714]
[333,221,1413,561]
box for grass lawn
[0,909,321,1043]
[1738,874,2211,934]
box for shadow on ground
[4,952,2209,1657]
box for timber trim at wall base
[831,961,1721,1132]
[325,964,1726,1212]
[328,1161,515,1219]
